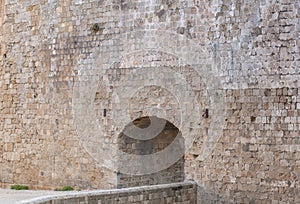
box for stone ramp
[0,189,70,204]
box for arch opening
[117,116,185,188]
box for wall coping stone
[20,181,197,204]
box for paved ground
[0,188,68,204]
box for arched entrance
[117,116,185,188]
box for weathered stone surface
[0,0,299,203]
[21,181,197,204]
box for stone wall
[21,182,197,204]
[186,87,300,203]
[0,0,299,203]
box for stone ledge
[20,181,197,204]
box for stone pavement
[0,188,67,204]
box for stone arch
[117,116,185,188]
[73,30,226,178]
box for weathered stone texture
[186,87,300,203]
[21,182,197,204]
[117,117,184,188]
[0,0,299,203]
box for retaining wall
[21,181,197,204]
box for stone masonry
[21,181,197,204]
[117,116,185,188]
[0,0,299,203]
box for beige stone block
[280,159,289,167]
[5,143,14,152]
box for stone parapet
[21,181,197,204]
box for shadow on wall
[197,185,229,204]
[117,116,185,188]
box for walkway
[0,188,68,204]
